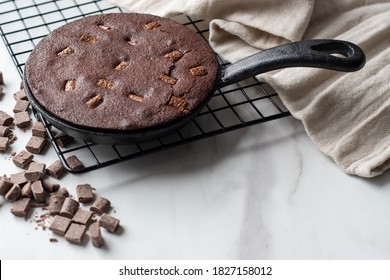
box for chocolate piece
[89,221,104,248]
[0,111,13,126]
[0,71,3,84]
[10,171,28,186]
[20,182,32,198]
[64,223,87,245]
[31,180,45,203]
[59,197,79,218]
[51,187,69,197]
[0,126,11,137]
[26,136,46,154]
[0,137,9,153]
[76,184,94,203]
[14,111,31,128]
[0,177,13,196]
[13,99,30,113]
[13,89,28,101]
[65,155,84,170]
[48,195,65,216]
[41,179,60,193]
[100,213,120,233]
[25,162,46,181]
[72,208,93,225]
[55,132,74,148]
[31,121,46,138]
[49,215,71,235]
[5,184,21,202]
[46,160,66,179]
[11,198,31,217]
[24,14,218,132]
[12,150,34,168]
[90,197,111,215]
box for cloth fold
[106,0,390,177]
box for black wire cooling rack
[0,0,290,173]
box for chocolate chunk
[0,126,11,137]
[13,89,28,101]
[0,177,13,196]
[90,197,111,215]
[42,179,60,193]
[20,182,32,198]
[5,184,21,202]
[51,187,69,197]
[48,195,65,216]
[31,180,45,203]
[89,221,104,248]
[64,223,87,245]
[76,184,94,203]
[0,111,13,126]
[55,132,74,148]
[25,162,46,182]
[59,197,79,218]
[12,150,34,168]
[11,198,31,217]
[49,215,72,236]
[46,160,66,179]
[0,70,3,84]
[100,213,120,233]
[72,208,93,225]
[31,121,46,138]
[65,155,84,170]
[14,111,31,128]
[26,136,46,154]
[0,137,9,153]
[10,171,28,186]
[13,99,30,113]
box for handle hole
[330,53,347,59]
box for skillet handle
[217,39,366,88]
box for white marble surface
[1,37,390,260]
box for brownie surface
[25,13,218,131]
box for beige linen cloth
[106,0,390,178]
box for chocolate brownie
[24,13,218,131]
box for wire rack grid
[0,0,290,173]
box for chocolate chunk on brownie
[24,13,218,132]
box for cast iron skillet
[24,39,366,145]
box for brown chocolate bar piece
[65,155,84,170]
[100,213,120,233]
[55,132,74,148]
[72,208,93,225]
[0,136,9,153]
[0,126,11,137]
[49,215,72,236]
[5,184,21,202]
[64,223,87,245]
[31,180,45,203]
[25,162,46,182]
[12,150,34,168]
[14,111,31,128]
[11,198,31,217]
[13,89,28,101]
[76,184,94,203]
[90,197,111,215]
[42,179,60,193]
[13,99,30,113]
[48,195,65,216]
[20,182,32,198]
[0,110,13,126]
[60,197,80,218]
[51,187,69,197]
[0,177,13,196]
[31,121,46,138]
[46,160,66,179]
[89,221,104,248]
[10,171,28,186]
[26,136,46,154]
